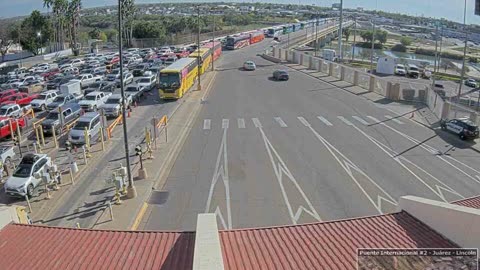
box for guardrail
[107,114,123,139]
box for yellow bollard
[38,125,45,147]
[84,127,92,158]
[76,223,81,228]
[69,168,75,185]
[8,120,15,142]
[25,195,32,213]
[100,127,105,151]
[52,127,58,149]
[16,121,22,143]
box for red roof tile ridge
[219,211,408,232]
[9,223,196,234]
[451,194,480,204]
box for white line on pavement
[237,118,245,129]
[367,116,381,123]
[301,117,398,214]
[385,115,404,124]
[257,125,322,224]
[203,119,211,130]
[252,118,262,128]
[337,116,353,126]
[297,116,311,127]
[274,117,288,128]
[222,119,229,129]
[205,126,232,229]
[317,116,333,126]
[352,116,369,126]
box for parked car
[84,81,116,95]
[243,61,256,71]
[78,91,111,111]
[1,93,38,108]
[132,64,149,77]
[394,64,406,76]
[440,118,479,140]
[70,73,102,88]
[115,72,134,87]
[158,47,173,56]
[0,117,26,139]
[4,153,52,197]
[46,94,81,111]
[465,78,478,88]
[30,90,59,111]
[106,69,121,81]
[406,64,420,78]
[42,103,81,135]
[71,58,85,67]
[68,112,101,145]
[174,47,190,58]
[272,70,289,81]
[124,84,145,101]
[0,146,15,167]
[0,104,23,118]
[0,89,19,103]
[136,75,156,91]
[99,94,132,117]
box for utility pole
[432,23,439,88]
[370,20,376,72]
[211,10,215,72]
[197,6,202,91]
[457,0,468,100]
[437,27,444,73]
[117,0,135,198]
[338,0,344,61]
[352,17,357,61]
[315,12,319,57]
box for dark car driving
[273,70,289,81]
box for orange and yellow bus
[159,57,198,99]
[201,41,222,62]
[189,48,212,75]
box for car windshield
[85,95,97,101]
[105,98,120,104]
[126,87,139,92]
[53,96,65,102]
[73,121,90,130]
[139,79,150,83]
[38,94,48,100]
[111,70,120,75]
[89,82,101,88]
[46,112,59,120]
[12,163,32,178]
[0,108,8,115]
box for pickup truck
[0,117,26,139]
[0,104,24,118]
[125,84,146,101]
[70,73,102,88]
[1,93,38,108]
[0,89,19,103]
[79,91,111,111]
[0,146,15,167]
[30,90,59,111]
[46,93,82,111]
[99,94,133,117]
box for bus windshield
[159,73,180,88]
[267,28,275,35]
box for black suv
[441,118,479,140]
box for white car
[71,58,85,67]
[99,94,132,117]
[394,64,406,76]
[70,73,102,88]
[158,48,173,55]
[243,61,256,71]
[79,91,111,111]
[30,90,58,111]
[115,73,134,87]
[0,104,23,118]
[4,154,52,197]
[136,75,156,91]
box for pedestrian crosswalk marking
[367,116,381,123]
[352,116,369,125]
[297,117,310,127]
[252,118,262,128]
[222,119,229,129]
[337,116,353,126]
[237,118,245,129]
[274,117,288,128]
[203,119,211,130]
[317,116,333,126]
[385,115,404,124]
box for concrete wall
[398,196,480,250]
[193,214,224,270]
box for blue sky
[2,0,480,25]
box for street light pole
[211,11,215,72]
[338,0,343,61]
[457,0,468,100]
[352,17,357,61]
[315,11,319,57]
[197,6,202,91]
[370,20,376,72]
[432,23,439,88]
[117,0,135,198]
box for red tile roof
[218,211,458,270]
[452,195,480,209]
[0,224,195,270]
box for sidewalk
[94,70,217,230]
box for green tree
[66,0,81,55]
[132,21,166,39]
[43,0,68,49]
[121,0,136,46]
[0,24,17,62]
[343,28,351,42]
[360,30,373,43]
[78,31,89,44]
[400,36,412,47]
[19,10,53,55]
[89,28,100,39]
[98,32,107,42]
[104,29,118,42]
[375,30,387,44]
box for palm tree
[121,0,136,46]
[66,0,81,55]
[43,0,68,51]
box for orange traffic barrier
[155,115,168,129]
[107,114,123,139]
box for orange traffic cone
[128,109,131,118]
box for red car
[174,47,190,58]
[41,68,61,81]
[0,89,19,103]
[110,56,120,65]
[0,116,26,139]
[1,93,39,106]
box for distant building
[239,5,255,12]
[332,3,341,9]
[357,7,364,12]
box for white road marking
[352,116,369,125]
[301,118,398,214]
[385,115,404,124]
[317,116,333,126]
[367,116,381,123]
[377,121,480,185]
[337,116,353,126]
[274,117,288,128]
[252,118,262,128]
[203,119,211,130]
[222,119,229,129]
[257,125,322,224]
[297,116,311,127]
[237,118,245,129]
[205,126,232,229]
[348,122,464,202]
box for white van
[322,49,337,62]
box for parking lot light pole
[211,10,215,72]
[197,6,202,91]
[118,0,136,198]
[338,0,343,61]
[457,0,468,100]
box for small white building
[376,56,400,75]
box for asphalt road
[142,33,480,231]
